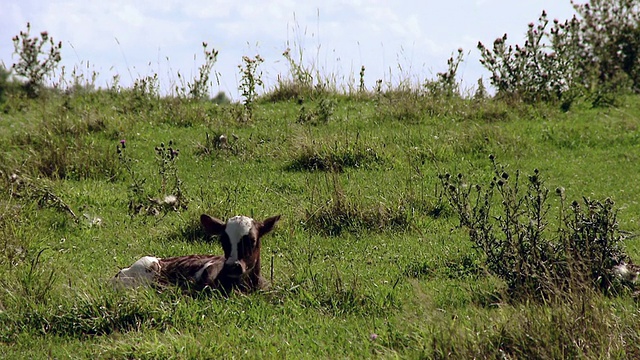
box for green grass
[1,88,640,359]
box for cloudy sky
[1,0,578,99]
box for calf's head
[200,214,280,283]
[113,256,161,287]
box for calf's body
[113,214,280,293]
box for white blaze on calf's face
[224,216,254,264]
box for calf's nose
[225,260,243,276]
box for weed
[153,141,188,211]
[118,140,188,216]
[5,172,77,220]
[195,132,243,158]
[438,156,628,300]
[238,54,264,121]
[263,46,327,101]
[18,248,57,304]
[117,140,147,215]
[189,42,219,100]
[0,201,27,267]
[479,0,640,106]
[359,65,366,93]
[296,97,336,125]
[424,48,465,97]
[11,23,62,98]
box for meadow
[2,2,640,357]
[0,82,639,358]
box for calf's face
[200,214,280,280]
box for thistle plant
[189,42,219,100]
[439,156,628,300]
[425,48,464,97]
[154,140,186,211]
[117,140,188,216]
[478,0,640,105]
[11,22,62,98]
[238,54,264,121]
[117,140,148,215]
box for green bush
[439,157,628,301]
[478,0,640,106]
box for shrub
[439,156,628,301]
[478,11,581,103]
[478,0,640,105]
[424,48,465,98]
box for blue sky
[1,0,578,99]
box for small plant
[238,54,264,121]
[358,65,366,93]
[11,23,62,98]
[117,140,188,216]
[0,64,19,105]
[19,248,57,304]
[295,97,336,125]
[195,132,243,158]
[263,47,317,102]
[438,156,628,300]
[189,42,219,100]
[117,140,148,215]
[153,141,187,211]
[283,47,314,92]
[6,172,77,221]
[424,48,465,97]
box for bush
[478,0,640,105]
[439,156,628,301]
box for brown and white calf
[113,214,281,293]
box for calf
[113,214,281,293]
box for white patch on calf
[224,216,254,263]
[194,260,215,281]
[114,256,161,288]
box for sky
[1,0,579,99]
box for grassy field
[1,86,640,358]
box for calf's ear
[258,215,281,237]
[200,214,226,235]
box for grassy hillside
[1,89,640,358]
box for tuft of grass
[287,136,383,172]
[302,172,410,236]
